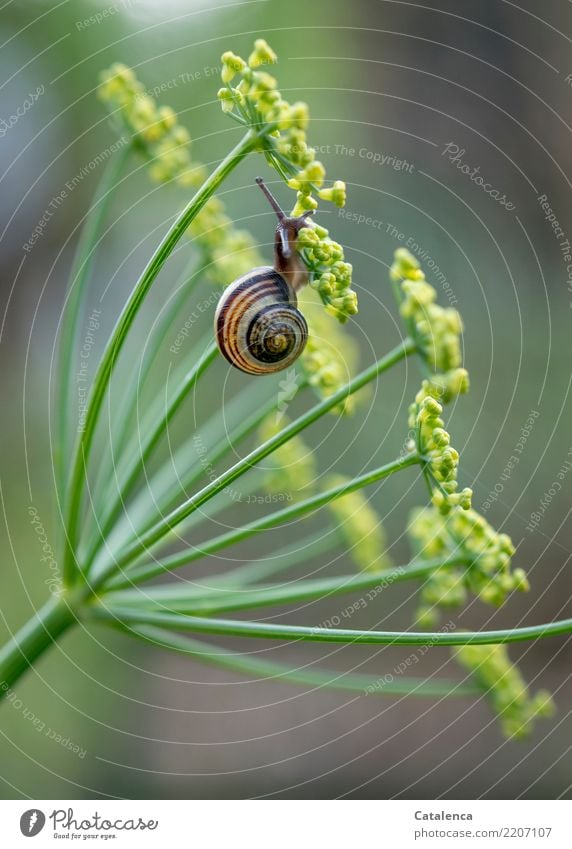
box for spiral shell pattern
[214,267,308,375]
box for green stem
[88,251,204,518]
[90,607,572,647]
[105,556,469,615]
[84,341,219,572]
[108,528,341,603]
[202,527,341,590]
[0,589,87,695]
[126,626,481,698]
[89,382,286,565]
[62,130,257,586]
[92,338,417,588]
[103,452,419,589]
[55,141,132,495]
[130,379,307,542]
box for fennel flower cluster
[409,388,472,512]
[394,247,551,738]
[408,504,528,626]
[454,643,555,739]
[218,40,357,323]
[326,475,392,572]
[297,225,358,323]
[258,416,317,498]
[218,40,346,216]
[298,293,359,413]
[187,196,262,287]
[97,63,205,186]
[391,247,464,376]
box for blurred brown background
[0,0,571,799]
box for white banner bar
[0,799,570,848]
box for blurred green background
[1,0,571,799]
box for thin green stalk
[112,255,207,458]
[90,606,572,647]
[0,529,333,692]
[56,141,133,494]
[104,556,470,615]
[103,452,419,589]
[88,251,205,515]
[126,626,481,698]
[129,379,306,535]
[0,588,88,694]
[84,340,219,572]
[91,467,267,585]
[202,527,341,590]
[62,130,257,585]
[85,379,291,568]
[91,337,417,588]
[154,468,266,535]
[108,528,341,603]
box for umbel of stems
[0,56,566,738]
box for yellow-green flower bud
[291,191,318,216]
[248,38,278,68]
[318,180,347,207]
[288,101,310,130]
[217,87,236,113]
[390,247,424,281]
[221,50,247,83]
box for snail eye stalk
[256,176,285,220]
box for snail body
[214,178,313,375]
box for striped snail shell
[215,267,308,375]
[214,178,314,376]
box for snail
[214,177,314,375]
